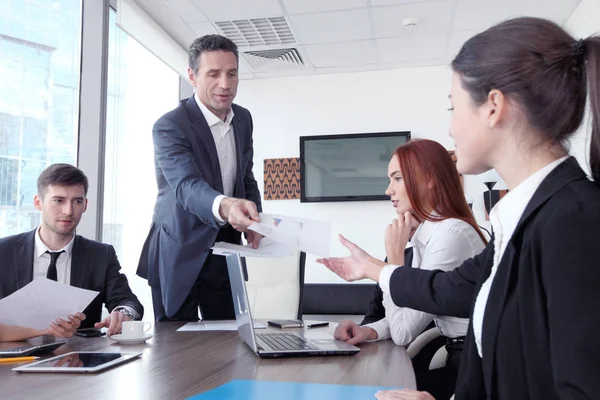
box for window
[0,0,82,237]
[103,9,179,315]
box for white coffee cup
[121,321,151,338]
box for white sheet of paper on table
[176,320,266,332]
[0,279,99,330]
[211,236,295,258]
[248,213,331,257]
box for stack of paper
[212,237,294,258]
[0,279,99,330]
[177,321,266,332]
[211,213,331,257]
[248,213,330,257]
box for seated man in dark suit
[0,164,143,337]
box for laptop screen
[225,254,258,353]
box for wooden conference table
[1,322,416,400]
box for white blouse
[373,217,485,345]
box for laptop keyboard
[257,333,317,351]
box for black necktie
[46,250,65,281]
[404,246,414,268]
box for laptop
[0,335,67,357]
[225,254,360,358]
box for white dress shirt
[472,156,568,358]
[372,217,486,345]
[33,227,140,320]
[194,93,237,224]
[33,228,75,284]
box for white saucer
[110,333,153,345]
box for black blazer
[361,248,414,326]
[0,230,143,329]
[388,157,600,399]
[136,96,262,317]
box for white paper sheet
[176,320,266,332]
[248,213,331,257]
[0,279,100,330]
[212,237,294,258]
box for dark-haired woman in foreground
[319,17,600,400]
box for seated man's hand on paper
[375,389,435,400]
[94,310,131,336]
[219,198,261,232]
[43,312,86,338]
[334,320,377,345]
[317,235,386,282]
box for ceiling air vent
[243,48,304,70]
[214,17,296,47]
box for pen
[0,356,40,364]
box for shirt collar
[411,216,441,248]
[490,156,569,234]
[34,227,75,259]
[194,92,234,127]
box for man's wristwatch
[114,307,135,320]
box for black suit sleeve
[103,245,143,318]
[242,112,262,212]
[360,284,385,325]
[388,241,491,318]
[153,115,222,228]
[540,209,600,398]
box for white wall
[236,2,600,284]
[236,65,491,283]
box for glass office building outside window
[103,10,179,292]
[0,0,82,237]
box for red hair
[394,139,487,244]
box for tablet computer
[0,336,67,357]
[12,351,142,373]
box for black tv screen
[300,131,411,203]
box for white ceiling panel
[376,34,447,63]
[166,0,206,23]
[188,22,219,39]
[190,0,285,21]
[370,0,443,6]
[135,0,197,50]
[372,1,453,38]
[446,30,478,60]
[282,0,368,15]
[304,40,378,67]
[134,0,585,79]
[253,69,316,79]
[453,0,581,31]
[289,9,372,44]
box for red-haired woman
[333,139,487,400]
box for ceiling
[133,0,581,80]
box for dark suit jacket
[0,230,143,329]
[388,157,600,400]
[136,96,262,317]
[361,248,414,326]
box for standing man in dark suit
[0,164,143,337]
[136,35,263,322]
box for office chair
[242,252,306,320]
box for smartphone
[74,328,106,338]
[267,320,303,329]
[306,321,329,329]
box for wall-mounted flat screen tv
[300,131,411,203]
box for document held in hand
[248,213,331,257]
[0,279,99,330]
